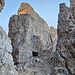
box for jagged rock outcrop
[50,26,57,52]
[0,0,5,12]
[0,26,18,75]
[50,0,75,74]
[0,0,18,75]
[50,26,57,43]
[70,0,75,8]
[18,2,40,19]
[8,2,52,75]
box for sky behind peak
[0,0,70,33]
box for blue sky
[0,0,70,33]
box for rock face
[50,26,57,52]
[0,0,18,75]
[0,0,5,12]
[50,0,75,74]
[70,0,75,8]
[8,2,52,75]
[50,26,57,43]
[18,2,39,19]
[0,26,18,75]
[8,0,75,75]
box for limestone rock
[50,26,57,52]
[8,2,52,75]
[0,0,5,12]
[50,26,57,43]
[0,26,18,75]
[70,0,75,8]
[50,0,75,74]
[18,2,39,19]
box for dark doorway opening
[32,51,38,57]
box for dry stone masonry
[8,2,52,75]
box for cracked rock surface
[50,0,75,74]
[0,26,18,75]
[8,2,52,75]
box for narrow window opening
[32,51,38,57]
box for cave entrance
[32,51,38,57]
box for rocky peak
[18,2,31,15]
[18,2,39,19]
[0,0,5,12]
[59,3,68,12]
[9,2,52,75]
[70,0,75,8]
[50,0,75,74]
